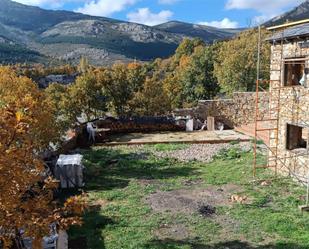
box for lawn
[69,143,309,249]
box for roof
[268,23,309,41]
[267,19,309,31]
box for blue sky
[15,0,304,28]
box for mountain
[0,0,239,65]
[264,0,309,27]
[155,21,243,43]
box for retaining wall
[174,92,269,128]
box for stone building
[266,19,309,183]
[38,73,78,88]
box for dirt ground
[145,184,244,241]
[145,184,242,215]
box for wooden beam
[100,138,251,146]
[267,19,309,31]
[299,205,309,212]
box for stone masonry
[269,38,309,183]
[174,92,269,128]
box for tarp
[55,154,84,189]
[57,154,83,167]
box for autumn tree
[173,38,205,63]
[162,73,183,109]
[97,64,128,115]
[126,62,147,94]
[129,73,171,116]
[98,63,147,116]
[0,67,84,248]
[67,71,107,123]
[214,28,271,95]
[177,45,219,106]
[19,64,77,82]
[159,39,219,108]
[77,56,90,74]
[45,70,107,127]
[45,83,70,130]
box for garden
[69,142,309,249]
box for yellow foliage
[15,111,23,122]
[129,73,171,116]
[0,67,85,248]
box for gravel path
[153,142,252,163]
[106,142,252,163]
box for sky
[14,0,304,28]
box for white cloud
[226,0,303,13]
[75,0,138,17]
[13,0,65,7]
[16,0,140,17]
[198,18,239,29]
[127,8,173,26]
[158,0,179,4]
[226,0,304,26]
[251,15,276,25]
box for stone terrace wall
[269,41,309,183]
[174,92,269,128]
[96,117,184,135]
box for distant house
[266,19,309,182]
[38,73,78,88]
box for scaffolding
[253,26,283,177]
[253,24,309,184]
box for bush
[214,147,243,160]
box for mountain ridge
[155,21,244,43]
[1,0,308,65]
[264,0,309,27]
[0,0,241,65]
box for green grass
[69,145,309,249]
[148,143,190,152]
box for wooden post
[207,117,215,131]
[57,230,68,249]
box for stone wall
[269,40,309,183]
[174,92,269,128]
[96,117,184,136]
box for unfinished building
[254,19,309,183]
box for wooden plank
[299,205,309,212]
[267,19,309,31]
[100,138,251,147]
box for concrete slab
[103,130,251,146]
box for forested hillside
[0,0,239,65]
